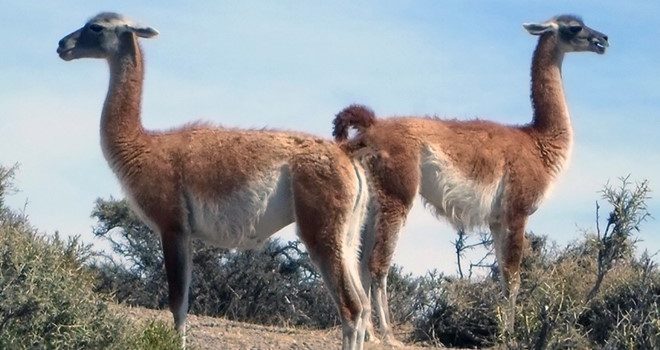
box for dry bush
[92,197,339,328]
[386,265,440,325]
[0,226,125,349]
[0,164,29,230]
[412,274,500,348]
[0,165,123,349]
[89,176,657,349]
[410,231,659,349]
[508,234,596,349]
[0,165,182,349]
[579,254,659,350]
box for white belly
[184,165,294,249]
[419,147,504,231]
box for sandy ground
[116,304,446,350]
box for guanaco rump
[333,14,608,345]
[57,12,371,350]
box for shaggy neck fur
[101,35,147,173]
[527,33,572,173]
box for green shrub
[125,320,182,350]
[0,164,29,230]
[0,164,128,348]
[0,165,182,349]
[0,224,126,349]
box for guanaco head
[57,12,158,61]
[523,15,609,54]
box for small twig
[455,229,466,279]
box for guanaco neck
[530,33,570,134]
[527,33,573,174]
[101,34,148,172]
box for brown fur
[103,42,355,222]
[333,104,377,141]
[110,41,367,346]
[334,20,605,344]
[59,13,369,349]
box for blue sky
[1,1,658,275]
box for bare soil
[116,304,445,350]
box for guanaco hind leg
[490,219,525,332]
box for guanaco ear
[523,22,556,35]
[125,24,159,38]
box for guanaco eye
[89,24,104,32]
[568,25,582,34]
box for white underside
[184,165,294,249]
[419,146,505,231]
[344,160,370,265]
